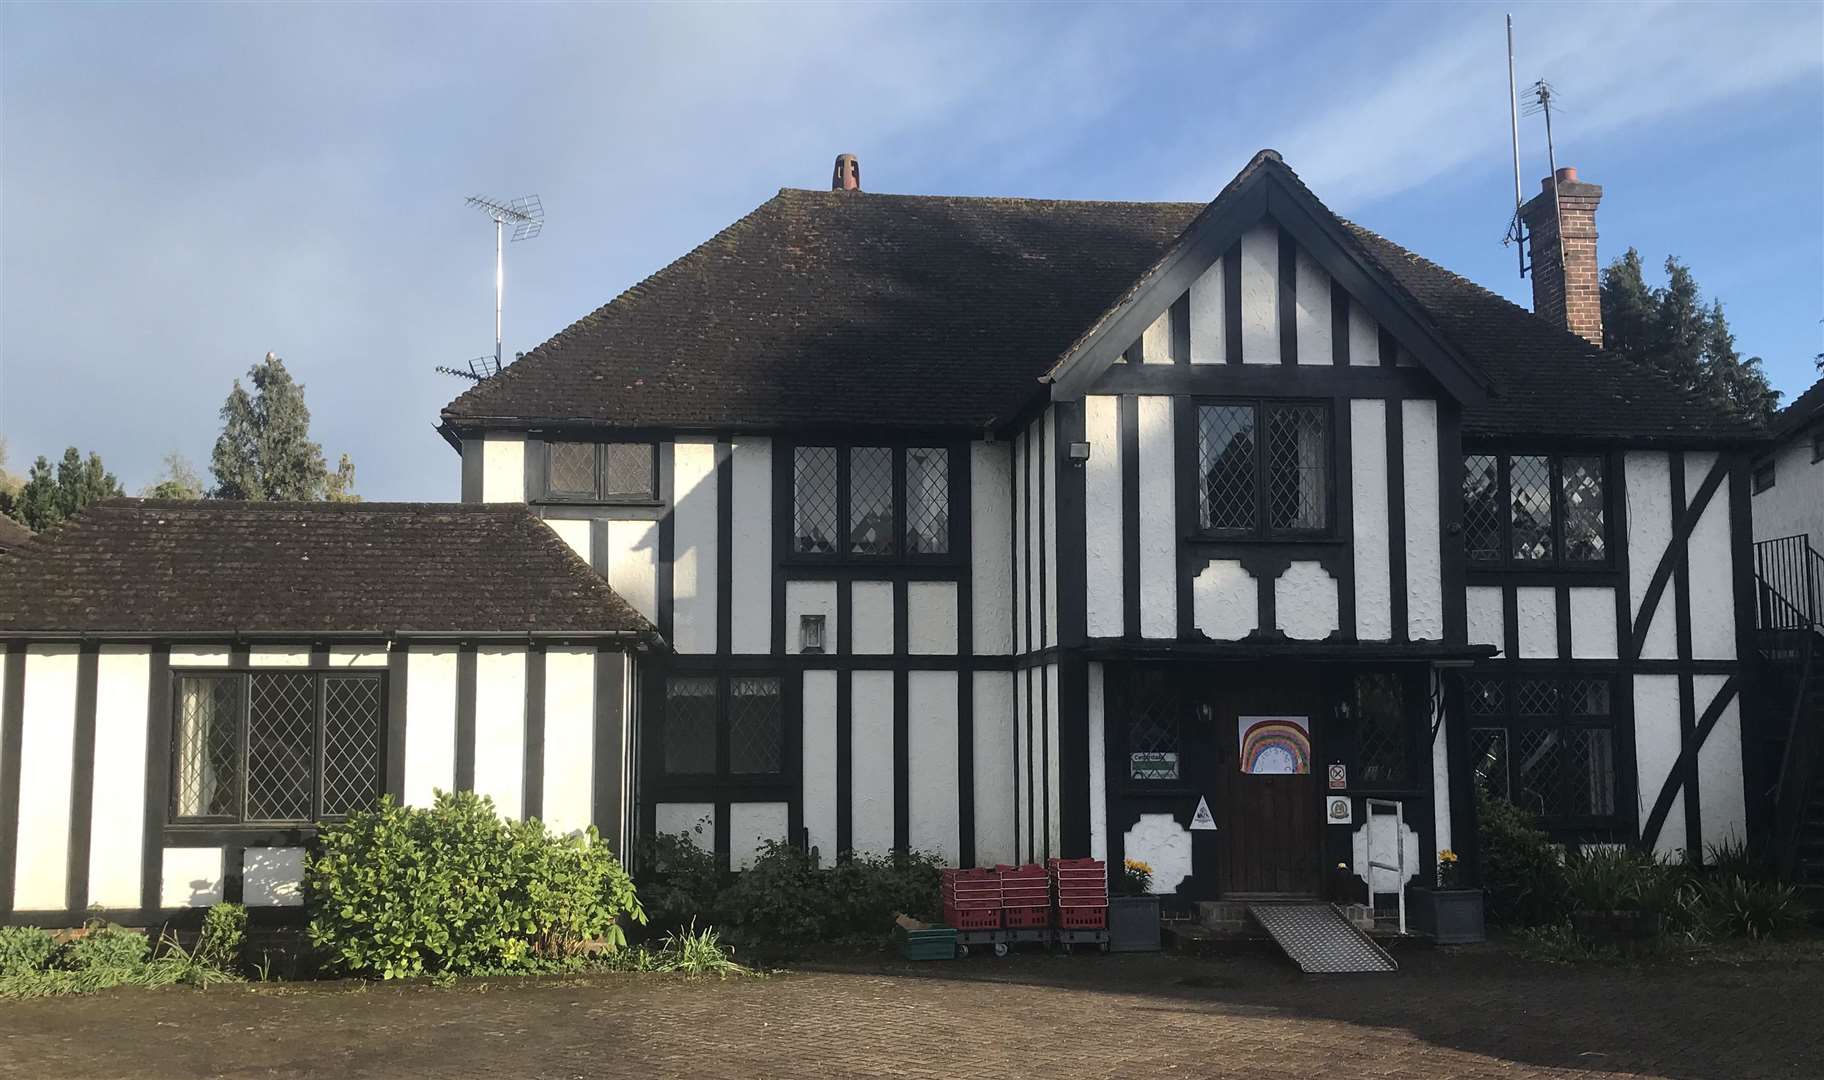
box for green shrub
[64,921,150,974]
[194,901,247,972]
[634,822,724,935]
[824,850,942,934]
[715,841,828,952]
[1693,874,1804,941]
[1511,922,1595,965]
[656,922,748,976]
[1476,789,1569,927]
[1564,846,1683,917]
[1704,838,1774,882]
[305,790,645,980]
[0,927,58,977]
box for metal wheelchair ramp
[1247,902,1397,974]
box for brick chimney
[832,153,860,191]
[1520,166,1604,345]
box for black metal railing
[1755,535,1824,633]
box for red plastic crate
[1047,858,1105,871]
[1056,905,1108,930]
[944,904,1001,931]
[1003,905,1050,929]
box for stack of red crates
[997,864,1051,929]
[1049,857,1109,930]
[941,868,1001,931]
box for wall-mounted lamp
[1067,441,1092,468]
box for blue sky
[3,1,1819,500]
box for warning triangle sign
[1190,796,1217,831]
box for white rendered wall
[970,440,1013,655]
[1295,249,1331,365]
[1193,560,1258,640]
[851,672,895,856]
[243,847,306,907]
[730,437,773,655]
[908,671,960,863]
[248,648,311,667]
[802,670,838,859]
[1466,586,1504,656]
[1402,399,1443,640]
[1125,814,1192,895]
[1087,662,1108,863]
[161,847,223,908]
[1432,708,1452,856]
[1751,427,1824,551]
[784,581,838,656]
[1347,300,1379,367]
[729,803,789,871]
[1684,453,1736,660]
[546,518,591,565]
[170,648,230,667]
[1634,674,1685,857]
[1188,253,1226,364]
[1515,587,1557,659]
[14,647,78,910]
[327,648,390,668]
[906,581,958,655]
[1238,223,1278,364]
[88,648,150,909]
[1697,678,1746,852]
[403,648,458,808]
[655,802,714,845]
[542,647,595,837]
[1136,395,1177,638]
[1045,663,1062,860]
[481,433,526,503]
[1140,309,1172,363]
[972,671,1016,867]
[1627,451,1677,660]
[851,582,895,655]
[1084,394,1124,637]
[473,647,527,820]
[1350,400,1392,639]
[671,439,719,655]
[1275,561,1339,641]
[1025,420,1040,649]
[1568,588,1618,659]
[605,519,660,625]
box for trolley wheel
[956,944,970,959]
[993,942,1010,958]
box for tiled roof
[0,500,655,638]
[1772,375,1823,441]
[0,516,31,553]
[443,155,1761,443]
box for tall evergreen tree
[8,447,124,531]
[1599,249,1779,421]
[209,352,357,501]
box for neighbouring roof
[0,516,31,553]
[443,152,1762,444]
[1772,375,1823,441]
[0,500,656,639]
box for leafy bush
[1476,789,1569,927]
[0,926,58,977]
[193,901,247,972]
[1704,838,1774,882]
[305,791,645,980]
[634,821,724,935]
[1564,847,1682,916]
[715,840,829,951]
[657,922,748,976]
[1117,859,1153,896]
[1511,922,1595,965]
[64,921,151,974]
[824,850,942,934]
[1692,875,1804,941]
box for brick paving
[1,945,1817,1079]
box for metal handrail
[1755,535,1824,632]
[1771,633,1820,880]
[1366,798,1406,936]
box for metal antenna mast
[1522,81,1567,288]
[456,194,544,379]
[1502,14,1527,277]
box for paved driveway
[2,945,1817,1079]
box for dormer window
[542,441,657,503]
[1196,400,1331,537]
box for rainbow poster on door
[1239,716,1312,775]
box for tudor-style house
[435,150,1770,902]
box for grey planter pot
[1409,887,1486,944]
[1108,894,1161,952]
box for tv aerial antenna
[1501,14,1528,277]
[437,194,545,382]
[1521,79,1567,287]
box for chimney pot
[832,153,860,192]
[1541,166,1579,192]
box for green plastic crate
[894,923,957,961]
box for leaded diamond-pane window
[173,671,382,824]
[1510,455,1554,561]
[547,442,596,497]
[1515,679,1560,718]
[1266,404,1328,530]
[247,673,315,821]
[664,676,718,775]
[729,677,783,775]
[322,677,382,817]
[1199,404,1257,531]
[603,443,656,500]
[1466,678,1504,717]
[176,676,240,818]
[793,447,838,554]
[1463,455,1502,562]
[1124,668,1181,781]
[1470,727,1510,798]
[904,448,949,554]
[1468,673,1618,827]
[848,446,896,556]
[1560,456,1605,562]
[1351,673,1407,786]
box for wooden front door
[1217,686,1323,896]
